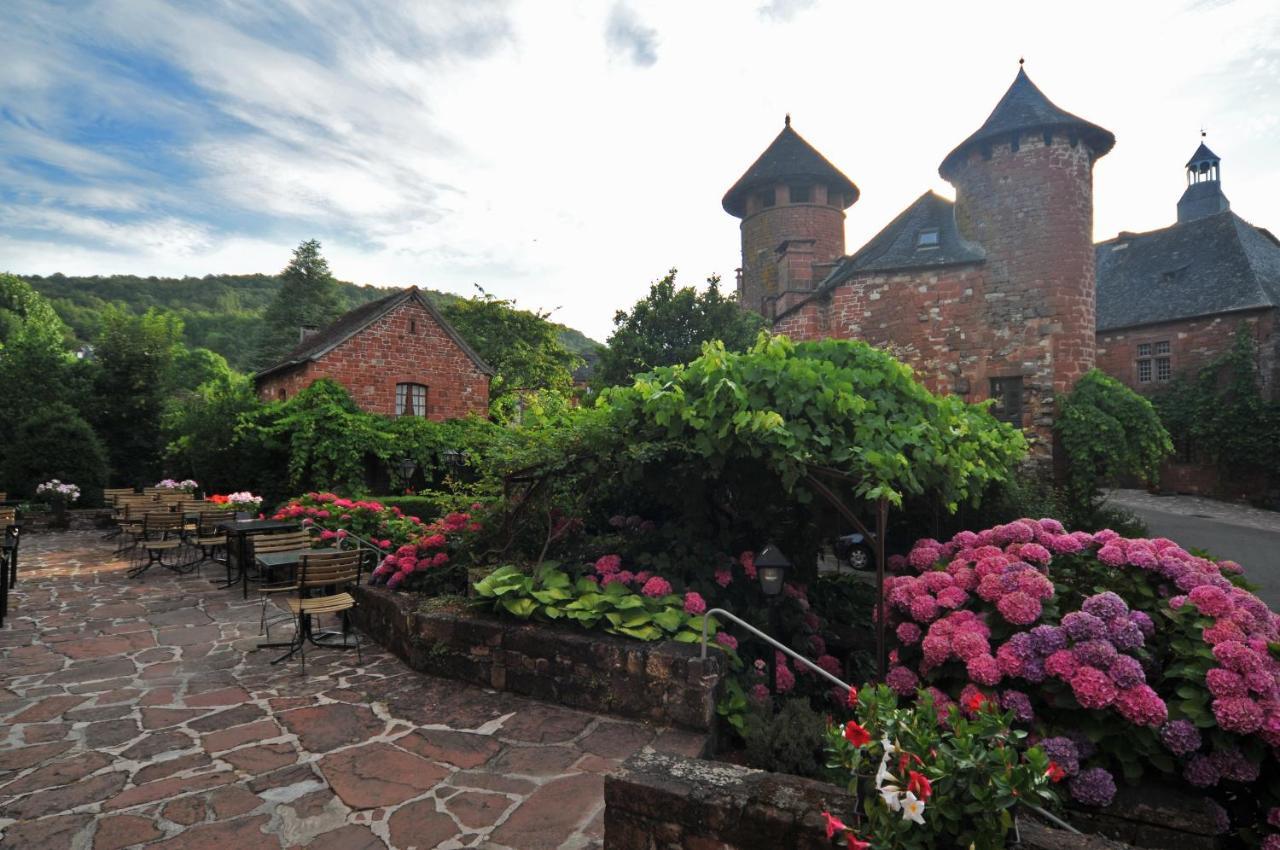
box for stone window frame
[395,382,429,417]
[988,376,1024,426]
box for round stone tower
[723,117,858,317]
[939,67,1114,454]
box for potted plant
[34,479,81,528]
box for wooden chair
[0,491,7,502]
[185,510,229,575]
[129,513,187,577]
[114,499,155,554]
[0,524,18,627]
[104,488,135,505]
[274,550,364,673]
[253,530,318,636]
[0,508,15,525]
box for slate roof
[255,286,494,380]
[939,68,1115,179]
[1186,142,1221,168]
[816,191,985,291]
[722,119,858,217]
[1096,212,1280,331]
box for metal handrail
[700,607,855,694]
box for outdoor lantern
[442,448,464,470]
[755,543,790,596]
[395,456,417,483]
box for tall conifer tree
[255,240,343,367]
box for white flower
[900,792,926,825]
[880,784,903,812]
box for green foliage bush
[372,496,442,523]
[741,698,828,778]
[1057,369,1172,528]
[2,403,108,504]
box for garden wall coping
[602,750,1137,850]
[352,582,725,731]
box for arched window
[396,383,428,417]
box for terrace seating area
[0,530,703,849]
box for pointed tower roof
[722,117,858,217]
[1186,141,1220,168]
[939,67,1115,179]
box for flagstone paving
[0,532,706,849]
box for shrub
[2,403,108,505]
[741,697,827,778]
[1057,369,1172,528]
[885,518,1280,841]
[373,496,441,523]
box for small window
[1137,359,1152,383]
[1154,341,1170,355]
[989,377,1023,425]
[1136,340,1168,384]
[828,187,844,207]
[789,184,811,204]
[1156,357,1172,382]
[277,388,287,401]
[917,228,940,249]
[409,319,416,334]
[395,382,428,417]
[757,189,775,209]
[1137,343,1152,357]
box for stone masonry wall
[739,183,846,315]
[1096,308,1277,402]
[352,584,724,732]
[256,299,490,418]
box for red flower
[965,691,990,714]
[846,835,871,850]
[846,686,859,707]
[907,770,932,801]
[1046,762,1067,783]
[843,720,870,748]
[821,811,847,839]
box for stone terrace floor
[0,532,705,850]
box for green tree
[1057,369,1173,527]
[438,287,582,421]
[595,269,767,388]
[254,240,344,368]
[90,307,184,486]
[163,372,264,494]
[0,273,77,447]
[2,402,109,503]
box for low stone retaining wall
[1065,783,1224,849]
[352,583,724,731]
[602,751,1134,850]
[20,508,112,531]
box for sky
[2,0,1278,342]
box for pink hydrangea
[714,632,738,651]
[1020,542,1052,565]
[936,586,970,609]
[1189,585,1234,618]
[1070,666,1118,709]
[1213,697,1264,734]
[749,683,770,704]
[996,591,1042,625]
[909,595,940,623]
[896,622,922,645]
[640,577,672,598]
[967,654,1002,686]
[909,545,942,570]
[683,592,706,615]
[714,568,732,588]
[1206,667,1247,698]
[774,657,796,694]
[1096,544,1126,567]
[886,665,919,695]
[739,551,757,580]
[817,654,842,677]
[952,631,990,661]
[1115,685,1168,727]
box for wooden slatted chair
[185,510,229,576]
[0,524,18,627]
[104,488,135,505]
[253,530,317,637]
[0,508,15,525]
[114,499,156,554]
[129,513,187,578]
[276,551,365,674]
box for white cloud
[1,0,1278,341]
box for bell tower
[722,117,858,317]
[1177,136,1230,223]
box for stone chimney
[299,324,319,343]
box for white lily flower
[880,784,903,812]
[881,736,897,755]
[901,792,926,825]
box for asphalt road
[1115,503,1280,608]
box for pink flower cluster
[590,553,661,593]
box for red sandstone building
[253,286,492,419]
[724,68,1279,463]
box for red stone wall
[256,300,490,419]
[1096,308,1277,401]
[738,182,846,315]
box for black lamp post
[441,448,465,473]
[755,543,790,696]
[393,456,417,490]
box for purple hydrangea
[1022,656,1046,683]
[1029,625,1066,656]
[1130,611,1155,638]
[1005,631,1035,660]
[1082,591,1129,622]
[1107,618,1145,651]
[1039,736,1080,775]
[1205,799,1230,835]
[1074,639,1118,670]
[1107,655,1146,689]
[1159,720,1202,756]
[1068,767,1117,807]
[1210,747,1261,783]
[1183,754,1220,788]
[1000,689,1035,723]
[1062,611,1107,643]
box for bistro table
[254,546,341,652]
[216,518,301,599]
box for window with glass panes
[1136,341,1170,384]
[395,383,427,417]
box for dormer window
[916,228,940,249]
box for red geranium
[843,720,871,747]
